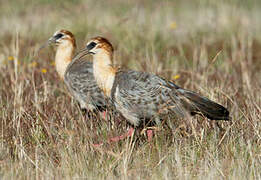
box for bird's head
[84,37,113,56]
[48,29,76,48]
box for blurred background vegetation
[0,0,260,179]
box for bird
[46,30,107,113]
[80,36,230,141]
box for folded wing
[64,56,107,111]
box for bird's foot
[140,127,161,142]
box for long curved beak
[48,36,57,44]
[34,35,57,57]
[33,40,49,57]
[71,48,90,61]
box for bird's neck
[93,52,116,97]
[55,41,75,79]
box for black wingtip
[204,104,230,121]
[181,89,230,121]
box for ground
[0,0,260,179]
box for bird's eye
[54,33,63,39]
[86,42,97,50]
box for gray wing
[64,57,107,111]
[112,71,188,126]
[113,70,229,126]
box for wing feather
[113,71,188,125]
[64,56,106,110]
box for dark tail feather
[180,90,230,120]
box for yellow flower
[41,68,47,73]
[29,61,37,67]
[7,56,20,64]
[50,61,56,66]
[170,22,177,30]
[8,56,14,61]
[172,74,180,80]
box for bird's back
[111,70,229,126]
[111,70,185,126]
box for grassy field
[0,0,260,179]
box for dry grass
[0,0,260,179]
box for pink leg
[92,142,104,147]
[103,111,107,120]
[97,111,107,121]
[92,127,135,147]
[108,127,134,143]
[146,129,153,142]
